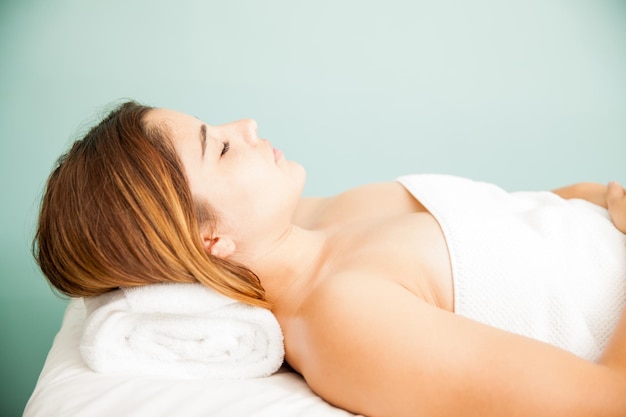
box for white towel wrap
[397,174,626,361]
[80,283,284,379]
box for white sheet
[24,299,360,417]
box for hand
[606,181,626,233]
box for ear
[203,235,236,259]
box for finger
[607,181,625,201]
[606,181,626,232]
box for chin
[293,163,307,190]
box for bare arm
[297,276,626,417]
[553,181,626,233]
[552,182,609,208]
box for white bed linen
[24,299,360,417]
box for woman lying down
[34,101,626,417]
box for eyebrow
[200,124,207,158]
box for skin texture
[147,109,626,417]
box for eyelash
[221,142,230,156]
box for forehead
[145,109,205,165]
[147,108,199,137]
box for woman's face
[146,108,306,250]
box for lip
[273,147,283,163]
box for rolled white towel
[80,283,284,379]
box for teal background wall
[1,0,625,415]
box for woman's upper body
[35,103,626,417]
[159,107,626,416]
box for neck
[236,225,329,316]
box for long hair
[33,101,269,308]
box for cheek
[211,158,291,218]
[211,182,263,219]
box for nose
[236,118,258,144]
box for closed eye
[221,141,230,156]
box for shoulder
[291,273,440,413]
[302,271,421,315]
[292,272,416,356]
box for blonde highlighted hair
[33,101,269,308]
